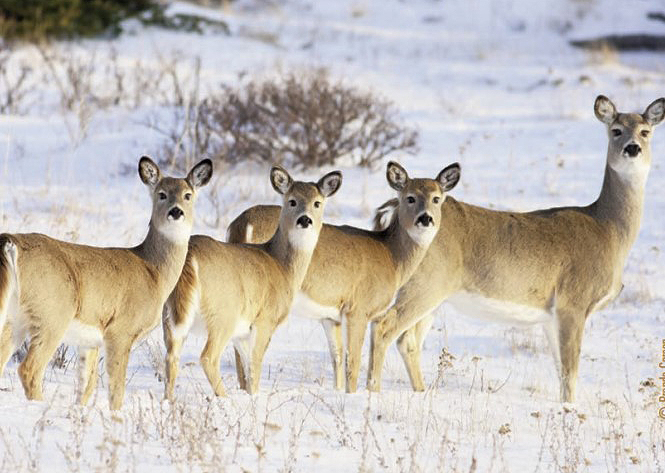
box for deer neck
[592,151,649,248]
[134,223,190,296]
[384,216,432,288]
[266,224,317,295]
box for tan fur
[162,167,342,399]
[0,157,212,410]
[227,162,460,392]
[367,96,665,402]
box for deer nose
[624,143,641,157]
[168,207,184,220]
[416,213,433,227]
[296,215,313,228]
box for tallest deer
[368,96,665,402]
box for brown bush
[190,70,418,170]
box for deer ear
[317,171,342,197]
[139,156,161,187]
[436,162,460,192]
[594,95,617,125]
[187,159,213,189]
[386,161,409,191]
[644,98,665,126]
[270,166,293,195]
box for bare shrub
[162,69,418,171]
[0,44,34,115]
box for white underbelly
[62,319,104,348]
[446,291,553,325]
[290,291,341,322]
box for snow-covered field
[1,0,665,471]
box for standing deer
[162,166,342,399]
[227,161,460,392]
[367,96,665,402]
[0,157,212,410]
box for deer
[162,166,342,399]
[226,161,461,392]
[367,95,665,403]
[0,157,212,410]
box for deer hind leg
[18,317,70,401]
[555,310,585,403]
[396,313,434,392]
[162,308,188,401]
[345,314,368,394]
[78,347,99,406]
[321,318,345,391]
[200,327,234,397]
[234,348,247,391]
[0,322,13,377]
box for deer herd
[0,95,662,410]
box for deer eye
[314,201,321,208]
[158,191,167,200]
[433,196,440,204]
[611,129,622,137]
[184,193,192,201]
[289,199,297,207]
[641,130,650,138]
[407,196,416,204]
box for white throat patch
[288,226,319,252]
[407,225,438,247]
[156,220,191,244]
[609,156,650,187]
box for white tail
[368,96,665,402]
[227,161,460,392]
[162,166,342,398]
[0,157,212,409]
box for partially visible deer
[367,96,665,402]
[0,157,212,409]
[162,166,342,398]
[227,161,460,392]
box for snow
[1,0,665,471]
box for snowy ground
[1,0,665,471]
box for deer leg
[105,337,134,411]
[200,330,233,397]
[247,321,278,395]
[368,292,440,392]
[321,318,345,391]
[556,310,585,403]
[345,314,368,393]
[396,313,434,391]
[78,347,99,405]
[0,322,14,377]
[234,348,248,391]
[18,324,67,401]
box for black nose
[296,215,313,228]
[416,213,433,227]
[168,207,184,220]
[624,144,641,157]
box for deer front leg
[247,321,278,395]
[556,310,586,403]
[105,337,134,411]
[368,292,441,392]
[321,318,345,391]
[78,347,99,405]
[396,313,434,392]
[345,314,368,393]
